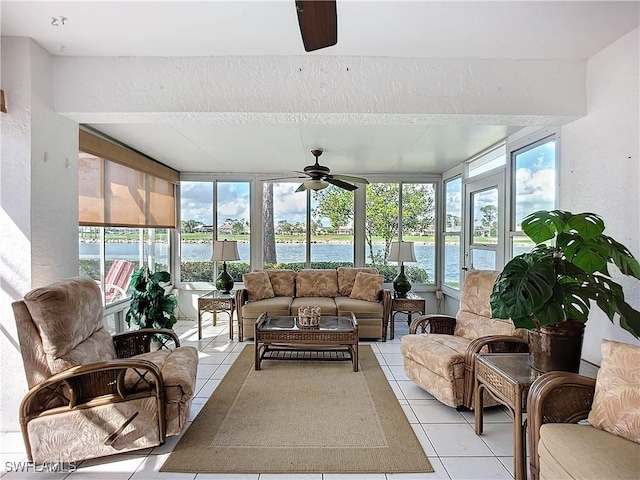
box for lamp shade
[211,240,240,262]
[388,241,417,263]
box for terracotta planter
[528,322,585,373]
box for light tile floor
[1,315,519,480]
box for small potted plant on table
[490,210,640,373]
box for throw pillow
[337,267,379,296]
[296,269,339,297]
[264,269,295,297]
[587,339,640,444]
[350,272,384,302]
[242,271,275,302]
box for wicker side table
[390,291,425,339]
[197,290,236,340]
[474,353,534,480]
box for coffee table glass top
[260,315,355,331]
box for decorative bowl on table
[297,305,321,328]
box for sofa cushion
[400,333,471,380]
[242,271,275,302]
[295,269,339,297]
[459,269,498,319]
[538,423,640,480]
[337,267,379,296]
[241,296,293,319]
[588,339,640,444]
[350,272,384,302]
[291,297,337,316]
[264,269,296,297]
[335,297,383,317]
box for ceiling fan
[295,0,337,52]
[269,149,369,192]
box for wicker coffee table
[254,312,358,371]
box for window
[443,177,462,289]
[78,130,178,306]
[510,135,556,256]
[365,182,436,284]
[311,185,355,267]
[468,143,506,178]
[180,181,251,282]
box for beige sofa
[527,340,640,480]
[235,267,392,341]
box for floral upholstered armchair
[12,277,199,463]
[400,269,528,409]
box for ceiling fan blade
[326,177,358,191]
[295,0,337,52]
[295,183,308,192]
[330,174,369,184]
[262,175,307,182]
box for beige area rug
[161,345,433,474]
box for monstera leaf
[492,210,640,338]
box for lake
[79,241,516,281]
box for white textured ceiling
[2,0,639,176]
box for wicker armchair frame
[408,314,529,409]
[19,328,181,462]
[526,371,596,480]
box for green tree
[480,205,498,236]
[181,219,203,233]
[314,183,435,265]
[225,218,246,235]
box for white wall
[560,28,640,364]
[0,37,79,431]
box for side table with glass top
[197,290,236,340]
[474,353,599,480]
[389,291,425,339]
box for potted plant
[490,210,640,373]
[126,265,178,331]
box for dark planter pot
[528,321,585,373]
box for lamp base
[393,265,412,298]
[215,262,234,294]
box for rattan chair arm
[19,359,165,462]
[235,289,247,325]
[409,314,456,334]
[461,335,530,408]
[113,328,180,357]
[526,372,596,480]
[380,289,392,341]
[20,359,163,420]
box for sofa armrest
[113,328,180,357]
[527,372,596,480]
[409,314,456,335]
[462,335,529,408]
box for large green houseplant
[126,265,178,330]
[490,210,640,371]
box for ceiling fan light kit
[304,179,329,191]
